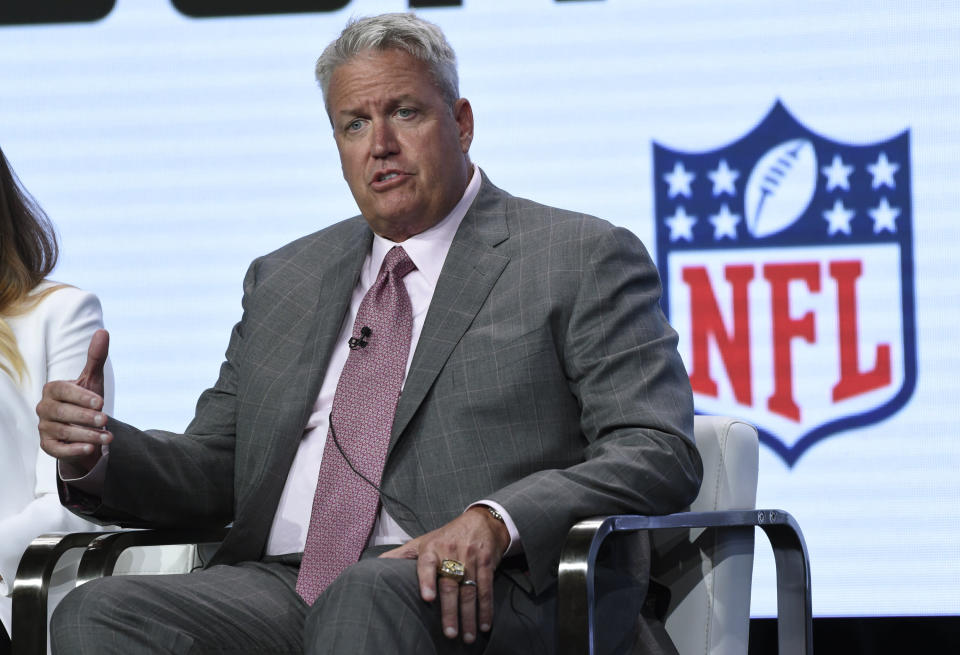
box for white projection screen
[2,0,958,619]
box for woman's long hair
[0,146,64,381]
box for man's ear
[453,98,474,153]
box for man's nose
[371,121,399,158]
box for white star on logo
[822,199,855,235]
[664,161,695,198]
[709,203,740,240]
[707,159,739,196]
[821,154,854,191]
[665,206,697,242]
[869,197,901,233]
[867,152,899,189]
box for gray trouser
[50,555,559,655]
[50,550,658,654]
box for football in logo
[744,138,818,238]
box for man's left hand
[380,505,510,644]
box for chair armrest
[11,532,109,655]
[77,527,229,585]
[11,528,227,655]
[557,510,812,655]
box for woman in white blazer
[0,146,114,651]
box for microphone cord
[329,414,541,643]
[328,413,428,536]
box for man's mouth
[373,170,405,184]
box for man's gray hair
[316,13,460,114]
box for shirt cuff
[469,500,523,557]
[58,449,109,495]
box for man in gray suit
[37,12,702,655]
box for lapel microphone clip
[348,325,372,350]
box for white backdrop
[2,0,958,617]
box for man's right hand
[37,328,113,475]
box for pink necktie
[296,245,417,605]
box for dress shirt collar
[367,164,481,288]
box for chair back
[654,415,759,655]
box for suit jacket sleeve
[56,261,266,528]
[485,224,702,592]
[59,220,367,551]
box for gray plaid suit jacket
[60,172,702,601]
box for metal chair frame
[557,509,812,655]
[11,528,226,655]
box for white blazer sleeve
[33,288,114,495]
[0,286,114,596]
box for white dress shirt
[266,165,518,556]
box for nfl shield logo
[653,101,917,465]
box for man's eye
[395,108,415,118]
[346,119,364,132]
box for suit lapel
[235,221,371,557]
[261,221,372,441]
[303,226,373,396]
[389,178,511,450]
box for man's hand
[380,505,510,644]
[36,329,112,474]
